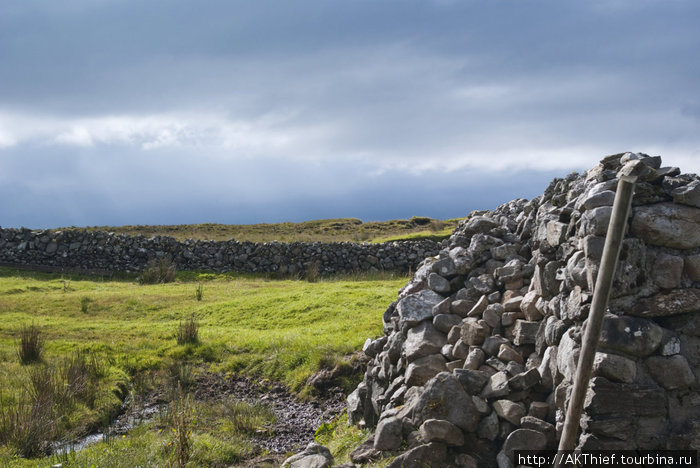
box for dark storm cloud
[1,1,699,227]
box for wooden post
[555,175,636,464]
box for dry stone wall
[342,153,700,467]
[0,229,440,276]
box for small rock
[645,355,696,390]
[493,399,526,426]
[419,419,464,446]
[373,416,403,450]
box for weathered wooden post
[555,175,637,464]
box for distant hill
[61,216,463,244]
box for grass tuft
[176,315,199,346]
[138,257,177,284]
[17,324,43,365]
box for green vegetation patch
[63,216,463,243]
[0,267,406,464]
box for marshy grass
[176,315,199,346]
[17,324,43,365]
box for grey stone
[583,190,616,210]
[385,442,447,468]
[412,372,480,432]
[433,313,463,334]
[498,343,524,365]
[397,290,445,328]
[477,411,499,441]
[467,295,489,317]
[557,329,580,382]
[520,291,543,321]
[482,335,510,356]
[405,321,447,362]
[481,371,510,399]
[464,347,486,370]
[520,416,556,446]
[503,296,523,312]
[580,206,613,237]
[419,419,464,446]
[432,257,457,277]
[592,352,637,384]
[599,315,663,357]
[632,288,700,318]
[672,180,700,208]
[405,354,447,387]
[652,254,684,289]
[546,221,568,247]
[373,416,403,450]
[447,325,462,344]
[528,401,549,420]
[584,377,667,419]
[469,273,495,295]
[282,442,334,468]
[493,399,526,425]
[502,429,547,461]
[512,320,540,346]
[472,395,491,415]
[452,340,470,360]
[645,355,696,390]
[483,303,504,328]
[631,202,700,249]
[450,299,472,317]
[685,254,700,282]
[508,368,541,391]
[544,316,568,346]
[455,453,479,468]
[453,368,489,394]
[461,318,490,345]
[428,272,452,294]
[431,297,452,316]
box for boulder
[373,416,403,450]
[419,419,465,446]
[428,272,452,294]
[592,352,637,384]
[645,355,696,390]
[493,399,526,426]
[599,315,663,357]
[631,203,700,249]
[501,429,547,461]
[282,443,334,468]
[405,354,447,387]
[672,180,700,208]
[398,290,445,327]
[385,442,447,468]
[412,372,480,432]
[405,321,448,362]
[461,318,491,345]
[481,371,510,399]
[651,254,684,289]
[512,320,540,346]
[632,289,700,318]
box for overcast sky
[1,1,699,229]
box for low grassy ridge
[62,216,462,243]
[0,267,407,466]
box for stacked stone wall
[0,229,440,276]
[343,153,700,467]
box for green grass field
[0,267,407,466]
[60,216,462,243]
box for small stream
[53,402,163,455]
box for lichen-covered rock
[412,372,480,432]
[631,203,700,249]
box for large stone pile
[342,153,699,467]
[0,229,439,275]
